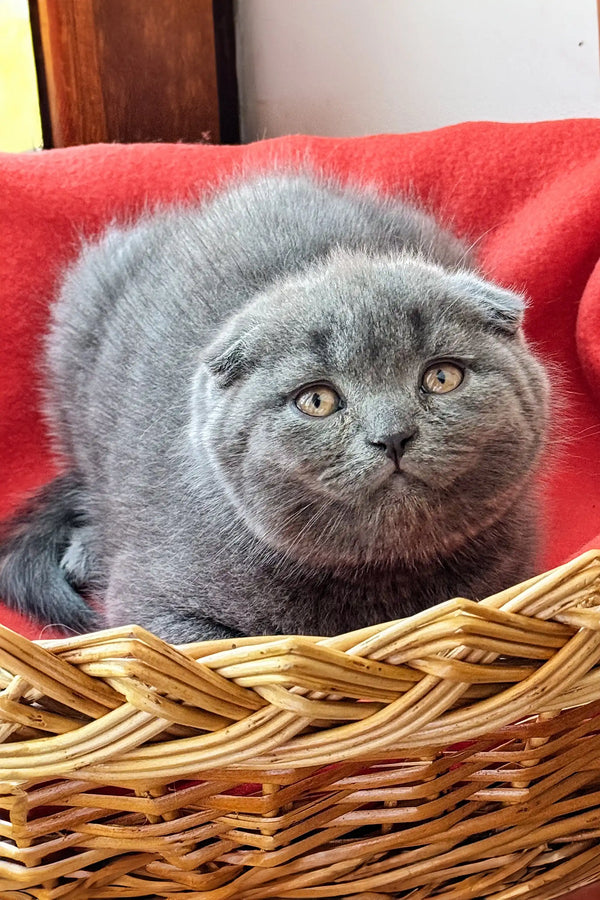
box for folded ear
[451,271,526,335]
[203,314,262,388]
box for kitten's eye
[422,362,464,394]
[295,385,342,417]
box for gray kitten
[0,173,549,642]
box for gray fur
[0,173,549,641]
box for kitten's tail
[0,473,99,633]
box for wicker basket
[1,550,599,899]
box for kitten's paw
[59,525,98,588]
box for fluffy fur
[0,173,549,641]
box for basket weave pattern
[1,551,599,899]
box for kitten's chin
[368,466,428,504]
[243,497,432,568]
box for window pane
[0,0,43,152]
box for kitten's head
[192,251,549,569]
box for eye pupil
[294,385,342,417]
[422,362,464,394]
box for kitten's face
[194,252,549,568]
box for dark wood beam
[28,0,238,147]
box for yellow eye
[422,362,464,394]
[295,385,342,417]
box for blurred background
[1,0,599,152]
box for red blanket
[2,120,600,640]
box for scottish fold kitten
[0,173,549,641]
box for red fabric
[2,121,600,640]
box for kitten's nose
[372,429,416,468]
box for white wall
[235,0,600,141]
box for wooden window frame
[28,0,239,148]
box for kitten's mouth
[375,464,423,495]
[390,468,419,487]
[367,458,423,494]
[387,458,437,491]
[390,456,419,478]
